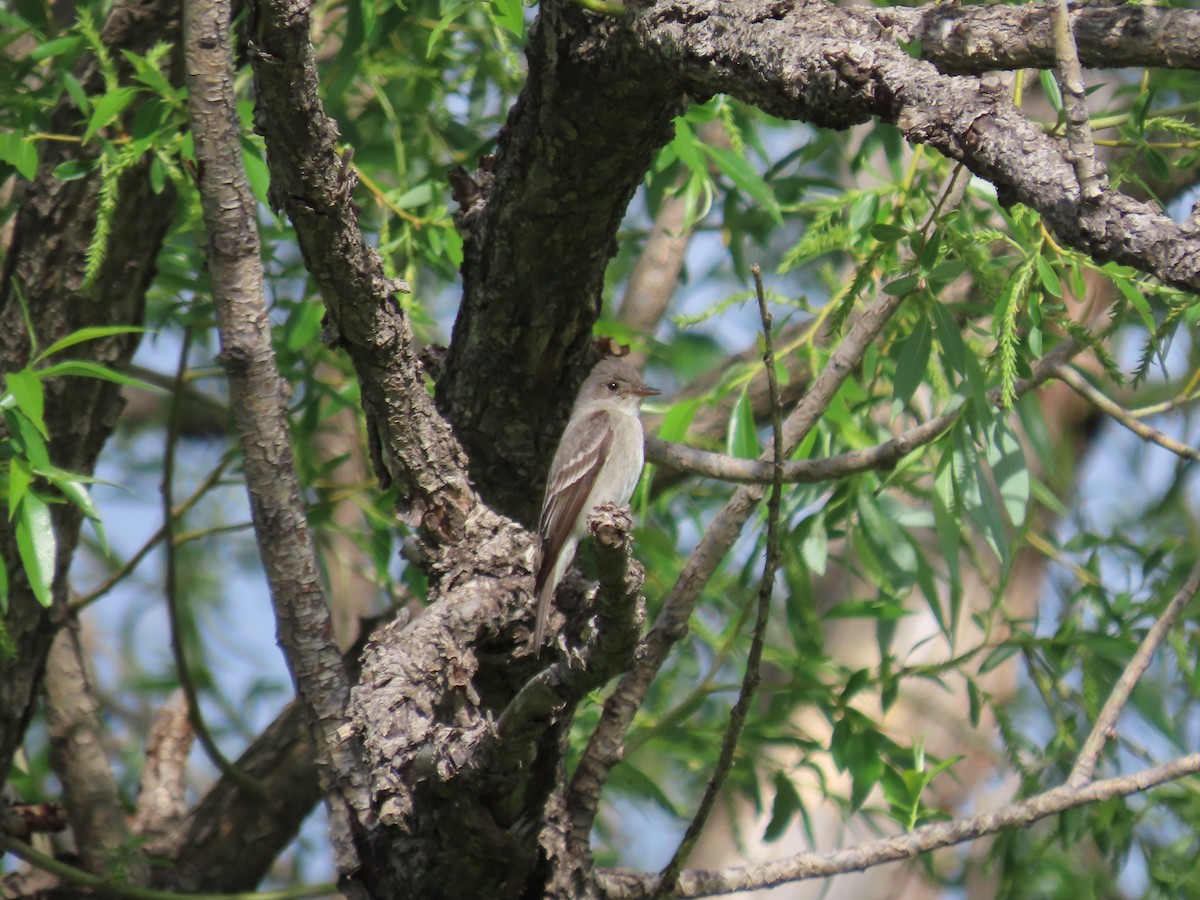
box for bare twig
[0,834,337,900]
[73,454,234,611]
[653,266,787,897]
[1057,366,1200,463]
[1068,561,1200,788]
[161,331,264,798]
[647,337,1082,484]
[1046,0,1105,200]
[598,752,1200,898]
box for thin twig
[653,267,787,897]
[161,329,265,799]
[597,752,1200,898]
[72,454,234,611]
[1057,366,1200,462]
[1068,560,1200,788]
[1049,0,1105,201]
[0,835,336,900]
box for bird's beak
[634,385,662,398]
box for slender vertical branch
[652,266,786,897]
[1069,561,1200,788]
[43,621,144,879]
[161,329,263,797]
[1049,0,1105,201]
[183,0,370,880]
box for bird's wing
[536,410,612,592]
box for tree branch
[647,337,1084,484]
[652,266,786,898]
[1068,561,1200,788]
[248,0,474,554]
[43,620,144,880]
[635,0,1200,293]
[130,691,193,842]
[1049,0,1105,201]
[1057,366,1200,463]
[876,2,1200,75]
[184,0,369,882]
[598,752,1200,898]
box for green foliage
[1,323,149,614]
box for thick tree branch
[634,0,1200,294]
[184,0,369,883]
[145,701,322,894]
[598,752,1200,898]
[248,0,474,554]
[876,2,1200,75]
[439,0,685,523]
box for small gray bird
[534,357,660,650]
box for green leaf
[870,223,907,243]
[35,359,160,392]
[489,0,525,38]
[1036,255,1062,298]
[727,388,758,459]
[28,34,83,62]
[929,300,966,375]
[35,325,146,363]
[979,643,1019,674]
[54,479,110,556]
[62,72,91,116]
[1040,69,1063,112]
[83,86,137,143]
[0,132,38,181]
[987,420,1030,530]
[703,143,782,224]
[51,158,96,181]
[883,273,920,297]
[892,315,932,408]
[4,371,47,438]
[763,771,801,842]
[4,409,51,470]
[14,492,56,607]
[8,458,32,519]
[394,182,434,209]
[657,398,701,443]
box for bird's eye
[606,381,619,392]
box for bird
[533,357,660,651]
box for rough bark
[184,0,371,885]
[438,0,685,524]
[632,0,1200,292]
